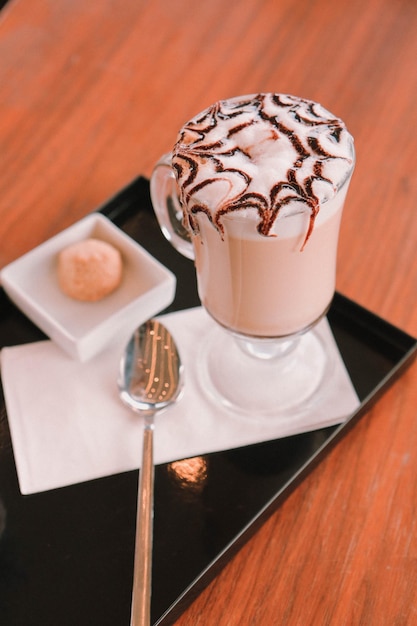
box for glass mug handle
[150,153,195,260]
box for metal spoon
[118,319,183,626]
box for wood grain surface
[1,0,417,624]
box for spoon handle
[131,419,154,626]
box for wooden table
[1,0,417,623]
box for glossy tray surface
[0,177,416,625]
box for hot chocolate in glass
[151,93,355,416]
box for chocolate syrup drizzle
[172,93,353,246]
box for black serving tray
[0,177,416,626]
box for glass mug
[150,93,355,418]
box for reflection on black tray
[0,177,416,626]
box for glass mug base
[197,323,330,419]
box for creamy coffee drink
[171,93,354,337]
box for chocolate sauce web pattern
[172,93,354,244]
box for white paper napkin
[0,307,359,495]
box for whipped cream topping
[172,93,354,241]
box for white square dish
[0,213,176,361]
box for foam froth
[172,93,354,241]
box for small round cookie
[58,238,123,301]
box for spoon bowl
[118,318,183,626]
